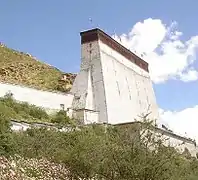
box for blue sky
[1,0,198,136]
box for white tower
[71,28,159,124]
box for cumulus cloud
[111,18,198,141]
[159,106,198,141]
[113,18,198,83]
[112,18,198,140]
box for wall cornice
[80,28,149,72]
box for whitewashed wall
[72,40,108,123]
[99,41,159,124]
[0,82,74,113]
[72,109,99,124]
[119,122,198,157]
[11,119,198,157]
[153,128,198,157]
[72,37,159,124]
[11,120,74,132]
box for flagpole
[89,18,93,29]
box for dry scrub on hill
[0,44,76,92]
[0,156,69,180]
[1,99,198,179]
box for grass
[0,94,51,123]
[0,44,76,92]
[0,93,75,125]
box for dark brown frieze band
[80,28,149,72]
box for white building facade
[71,28,159,124]
[1,28,197,157]
[0,28,159,125]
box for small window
[60,104,65,110]
[75,95,80,100]
[116,81,120,96]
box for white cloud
[112,18,198,141]
[113,18,198,83]
[179,69,198,82]
[159,106,198,141]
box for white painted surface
[10,120,198,157]
[83,110,99,124]
[1,29,194,157]
[0,82,74,112]
[11,121,30,131]
[72,37,159,124]
[99,41,159,124]
[71,40,108,123]
[154,128,198,157]
[72,109,99,124]
[10,120,73,132]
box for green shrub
[51,110,75,127]
[0,94,198,179]
[0,92,78,125]
[28,104,49,120]
[3,119,198,179]
[0,112,16,156]
[0,103,17,119]
[0,94,50,122]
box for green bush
[28,104,49,120]
[0,93,50,122]
[0,103,18,119]
[0,92,78,125]
[0,94,198,179]
[51,110,76,127]
[10,123,198,180]
[0,112,16,157]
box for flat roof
[80,28,149,72]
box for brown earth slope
[0,43,76,93]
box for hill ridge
[0,43,76,93]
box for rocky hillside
[0,43,76,93]
[0,156,69,179]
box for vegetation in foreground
[0,93,74,125]
[1,108,198,180]
[0,44,76,92]
[0,156,69,180]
